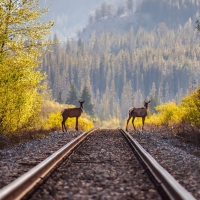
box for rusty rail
[0,128,97,200]
[118,128,196,200]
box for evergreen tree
[116,4,125,16]
[106,4,114,18]
[88,14,95,24]
[95,8,102,21]
[57,91,63,103]
[126,0,134,12]
[196,20,200,31]
[149,95,159,114]
[66,83,79,106]
[80,86,95,116]
[101,2,107,19]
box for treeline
[88,0,135,24]
[88,0,200,30]
[138,0,200,29]
[40,18,200,120]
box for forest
[41,19,200,121]
[87,0,200,30]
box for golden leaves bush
[43,111,93,131]
[180,88,200,126]
[145,88,200,127]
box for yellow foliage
[140,93,200,128]
[40,100,74,121]
[0,56,44,133]
[180,88,200,126]
[153,102,181,125]
[42,111,93,131]
[124,102,182,129]
[0,1,55,134]
[96,118,121,128]
[39,101,93,131]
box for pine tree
[127,0,134,12]
[80,86,94,116]
[106,4,114,18]
[164,82,169,102]
[117,4,125,16]
[57,91,63,103]
[95,8,102,21]
[149,95,159,114]
[196,20,200,31]
[88,14,95,24]
[66,83,79,106]
[101,2,107,19]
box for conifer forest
[40,0,200,121]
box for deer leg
[142,117,145,130]
[75,117,78,130]
[126,116,131,131]
[62,117,68,132]
[132,117,136,130]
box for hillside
[80,0,200,41]
[81,12,153,42]
[39,0,123,40]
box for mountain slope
[80,0,200,41]
[81,12,153,42]
[39,0,123,40]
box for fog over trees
[39,0,126,40]
[39,0,200,121]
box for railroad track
[0,128,196,200]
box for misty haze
[40,0,200,122]
[40,0,141,40]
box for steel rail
[118,128,196,200]
[0,128,97,200]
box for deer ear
[148,100,150,103]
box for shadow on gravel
[128,123,200,158]
[0,128,59,149]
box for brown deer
[126,100,150,131]
[61,100,85,132]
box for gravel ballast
[27,129,162,200]
[0,130,83,189]
[0,128,199,199]
[129,128,200,199]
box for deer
[126,100,150,131]
[61,100,85,132]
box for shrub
[180,88,200,126]
[154,102,181,125]
[43,111,93,131]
